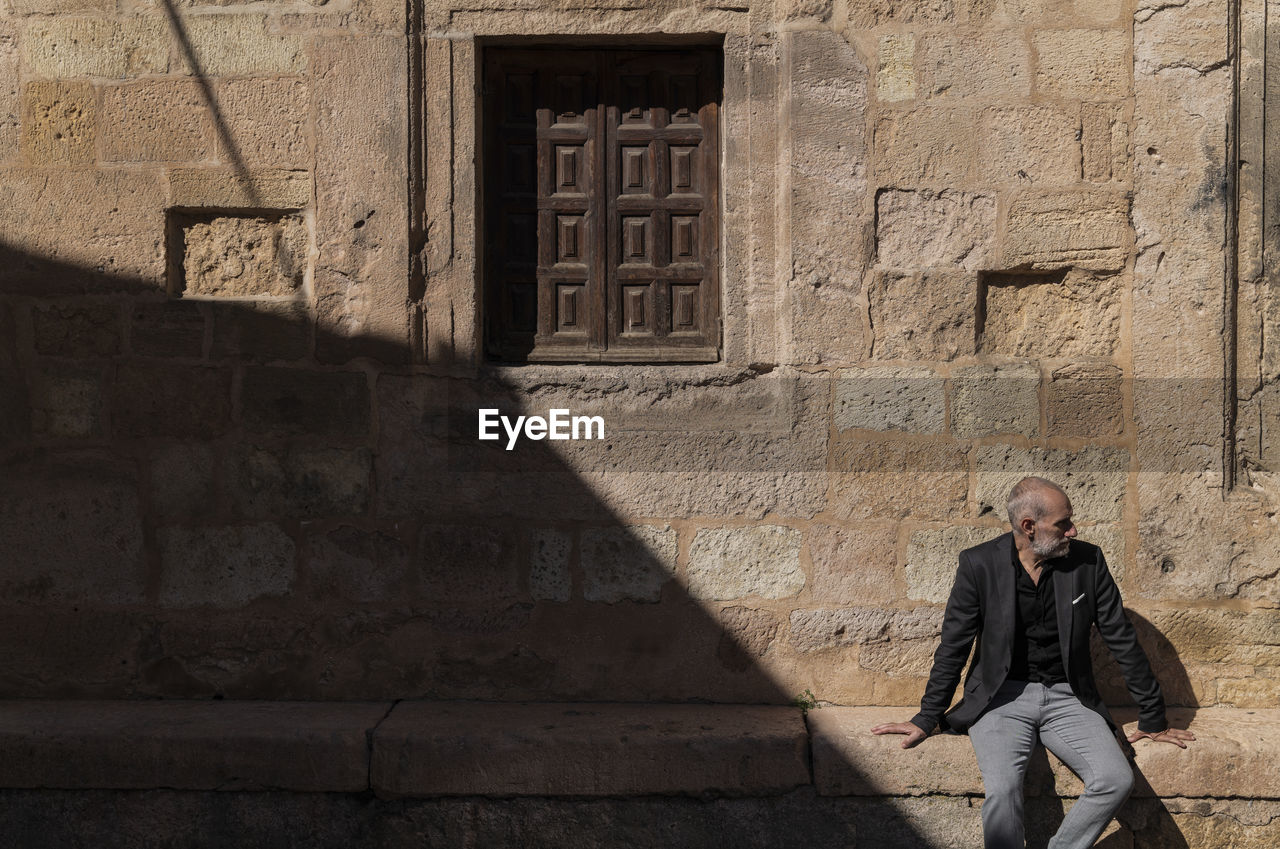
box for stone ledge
[811,706,1280,800]
[370,702,811,798]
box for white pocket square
[1072,593,1086,605]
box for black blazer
[910,533,1167,735]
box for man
[872,477,1194,849]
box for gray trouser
[968,680,1134,849]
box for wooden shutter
[484,47,720,362]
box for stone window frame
[418,6,782,369]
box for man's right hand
[870,721,928,749]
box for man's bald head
[1006,477,1069,536]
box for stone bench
[0,701,1274,801]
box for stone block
[1215,677,1280,708]
[418,524,521,608]
[240,366,370,439]
[788,606,941,652]
[581,525,677,603]
[981,269,1122,358]
[829,438,969,521]
[529,529,571,602]
[1140,608,1280,665]
[0,701,388,791]
[148,442,216,522]
[306,525,410,603]
[0,458,146,604]
[1134,0,1228,75]
[177,213,308,298]
[715,605,781,671]
[157,523,296,608]
[1081,102,1128,182]
[20,17,168,79]
[974,444,1129,521]
[977,104,1080,185]
[846,0,955,27]
[876,189,995,271]
[906,526,1004,602]
[1121,708,1280,799]
[1002,190,1130,271]
[1077,521,1125,581]
[371,702,810,797]
[835,366,945,433]
[918,30,1031,101]
[1047,363,1125,437]
[869,269,976,360]
[30,363,102,438]
[33,301,121,357]
[1070,0,1125,24]
[168,168,311,209]
[210,300,310,362]
[229,445,371,519]
[806,524,899,605]
[876,34,915,102]
[178,15,305,77]
[1034,29,1128,99]
[130,300,207,358]
[0,28,21,164]
[873,106,975,184]
[20,81,95,166]
[214,78,310,168]
[10,0,115,11]
[686,525,805,601]
[99,80,215,163]
[112,362,232,439]
[951,363,1040,438]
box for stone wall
[0,0,1275,721]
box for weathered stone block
[951,363,1040,438]
[0,26,20,164]
[20,17,168,79]
[686,526,804,601]
[981,269,1122,358]
[30,364,102,438]
[1002,190,1129,271]
[99,80,214,163]
[130,300,207,358]
[846,0,955,27]
[530,529,571,602]
[715,605,781,671]
[835,366,945,433]
[240,366,370,439]
[1216,677,1280,708]
[157,523,296,608]
[371,702,810,797]
[873,107,975,184]
[178,15,305,77]
[20,81,95,166]
[876,189,995,270]
[1034,29,1128,99]
[1134,0,1228,76]
[210,300,310,362]
[418,525,521,607]
[0,459,146,604]
[1081,102,1127,182]
[177,214,308,298]
[214,78,310,168]
[789,606,941,652]
[806,524,899,605]
[33,302,121,357]
[1047,363,1125,437]
[829,439,969,520]
[229,445,370,519]
[877,34,915,102]
[1140,608,1280,665]
[974,444,1129,522]
[906,526,1004,602]
[306,525,410,603]
[581,525,677,603]
[977,104,1080,185]
[148,442,215,522]
[869,269,976,360]
[112,363,232,439]
[168,168,311,209]
[919,30,1031,100]
[9,0,115,11]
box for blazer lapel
[993,533,1016,637]
[1053,565,1075,673]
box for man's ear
[1019,517,1037,537]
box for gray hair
[1006,476,1066,534]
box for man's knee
[1085,763,1134,799]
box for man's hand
[1126,727,1196,749]
[871,721,928,749]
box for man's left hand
[1126,727,1196,748]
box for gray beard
[1032,535,1070,560]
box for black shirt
[1008,547,1068,684]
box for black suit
[911,534,1167,735]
